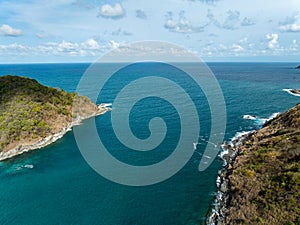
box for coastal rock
[219,181,228,193]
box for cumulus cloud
[35,31,58,39]
[287,39,298,52]
[202,42,246,57]
[81,38,102,50]
[223,10,240,30]
[111,28,132,36]
[278,12,300,32]
[241,17,255,26]
[231,44,244,52]
[266,33,279,50]
[207,10,240,30]
[164,11,206,33]
[0,43,28,52]
[98,3,125,19]
[136,9,147,19]
[103,41,196,61]
[206,10,221,27]
[109,40,122,49]
[0,39,109,57]
[0,24,22,36]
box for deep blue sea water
[0,62,299,225]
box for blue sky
[0,0,299,63]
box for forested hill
[0,75,100,153]
[222,103,300,224]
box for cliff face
[221,103,300,225]
[0,75,102,154]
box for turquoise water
[0,63,299,224]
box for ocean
[0,62,299,225]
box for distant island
[0,75,111,161]
[209,103,300,224]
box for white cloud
[103,41,197,61]
[0,24,22,36]
[136,9,147,20]
[164,11,206,33]
[207,10,221,27]
[207,10,240,30]
[81,38,102,50]
[111,28,132,36]
[223,10,240,30]
[201,42,246,57]
[241,17,255,26]
[278,12,300,32]
[0,39,107,57]
[57,41,79,52]
[0,43,28,51]
[98,3,125,19]
[231,44,244,52]
[266,33,279,50]
[288,39,298,52]
[239,37,248,44]
[109,40,121,49]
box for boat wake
[283,89,300,97]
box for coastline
[206,131,254,225]
[0,104,111,161]
[206,111,285,224]
[207,102,300,224]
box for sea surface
[0,62,299,225]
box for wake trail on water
[283,89,300,97]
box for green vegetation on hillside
[0,75,97,152]
[223,103,300,225]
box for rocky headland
[0,75,111,161]
[208,103,300,224]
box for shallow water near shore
[0,62,299,224]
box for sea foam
[242,112,280,127]
[283,89,300,97]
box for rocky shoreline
[206,131,254,225]
[207,103,300,224]
[0,104,111,161]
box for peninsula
[209,103,300,224]
[0,75,111,161]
